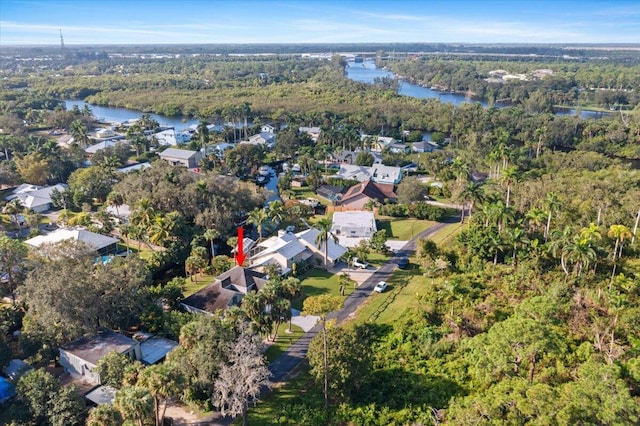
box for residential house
[370,164,403,184]
[25,228,119,256]
[152,128,191,146]
[245,132,276,148]
[249,230,313,274]
[339,179,397,210]
[134,332,178,365]
[362,135,396,153]
[316,184,347,204]
[412,141,441,153]
[85,140,119,156]
[335,164,403,185]
[331,211,377,247]
[59,329,142,385]
[94,128,117,139]
[299,126,321,142]
[388,143,410,154]
[116,162,151,174]
[295,228,347,268]
[158,147,202,168]
[180,266,268,315]
[5,183,68,213]
[261,124,276,134]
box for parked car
[352,257,369,269]
[397,257,409,269]
[374,281,388,293]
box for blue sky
[1,0,639,45]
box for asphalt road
[269,217,458,382]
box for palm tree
[3,199,24,233]
[114,386,154,426]
[500,166,520,208]
[267,200,285,225]
[203,228,220,260]
[106,192,125,218]
[247,207,269,241]
[543,192,561,242]
[70,119,90,148]
[280,277,302,331]
[505,227,528,266]
[608,224,632,285]
[130,198,156,230]
[196,120,210,151]
[450,157,469,183]
[148,215,174,248]
[314,218,338,269]
[459,181,485,223]
[526,207,547,236]
[549,226,574,276]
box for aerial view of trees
[0,42,638,425]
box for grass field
[264,322,306,362]
[377,216,435,240]
[293,269,355,310]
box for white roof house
[331,211,377,247]
[85,140,125,155]
[246,132,276,148]
[249,231,313,275]
[335,164,403,185]
[362,135,396,152]
[250,228,347,272]
[152,128,192,146]
[6,183,68,213]
[25,228,119,255]
[117,162,151,173]
[295,228,347,267]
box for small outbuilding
[59,330,141,385]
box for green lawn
[294,268,355,310]
[430,222,465,245]
[183,273,217,297]
[351,266,428,325]
[264,322,306,362]
[376,216,435,240]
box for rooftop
[61,330,138,366]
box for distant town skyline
[1,0,639,46]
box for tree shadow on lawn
[376,218,395,238]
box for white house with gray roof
[25,228,119,256]
[5,183,68,213]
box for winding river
[66,60,607,126]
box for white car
[374,281,388,293]
[351,257,369,269]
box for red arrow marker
[235,226,246,266]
